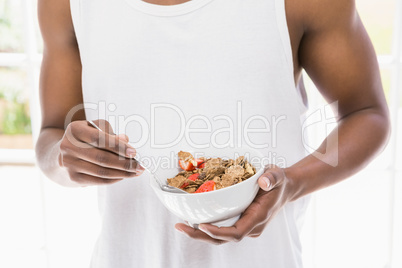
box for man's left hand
[174,165,296,245]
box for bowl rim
[150,151,265,196]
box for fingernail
[126,148,136,157]
[175,227,183,233]
[198,224,207,232]
[136,165,145,171]
[261,176,271,190]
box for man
[36,0,390,267]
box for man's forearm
[35,128,77,187]
[285,107,390,201]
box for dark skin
[36,0,390,245]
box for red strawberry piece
[179,160,195,171]
[188,173,200,181]
[180,182,189,189]
[180,173,200,189]
[194,181,216,193]
[195,158,205,168]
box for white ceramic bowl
[149,147,265,227]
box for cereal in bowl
[167,151,256,193]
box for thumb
[258,165,281,192]
[258,173,275,191]
[257,164,279,191]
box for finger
[86,128,136,158]
[69,158,139,179]
[247,223,266,238]
[133,166,145,176]
[69,172,123,186]
[91,119,114,134]
[117,134,129,142]
[71,121,136,158]
[89,121,130,144]
[175,223,228,245]
[198,203,265,242]
[65,148,143,173]
[58,153,64,167]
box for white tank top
[70,0,310,267]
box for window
[0,0,41,162]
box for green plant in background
[0,90,31,135]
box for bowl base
[189,215,240,229]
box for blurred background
[0,0,401,267]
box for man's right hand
[57,119,144,186]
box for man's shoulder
[286,0,357,33]
[38,0,77,47]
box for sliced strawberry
[188,173,200,181]
[180,173,200,189]
[195,158,205,168]
[179,160,195,171]
[180,182,189,189]
[194,181,216,193]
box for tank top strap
[124,0,215,16]
[275,0,308,115]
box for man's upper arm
[38,0,85,130]
[298,0,388,118]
